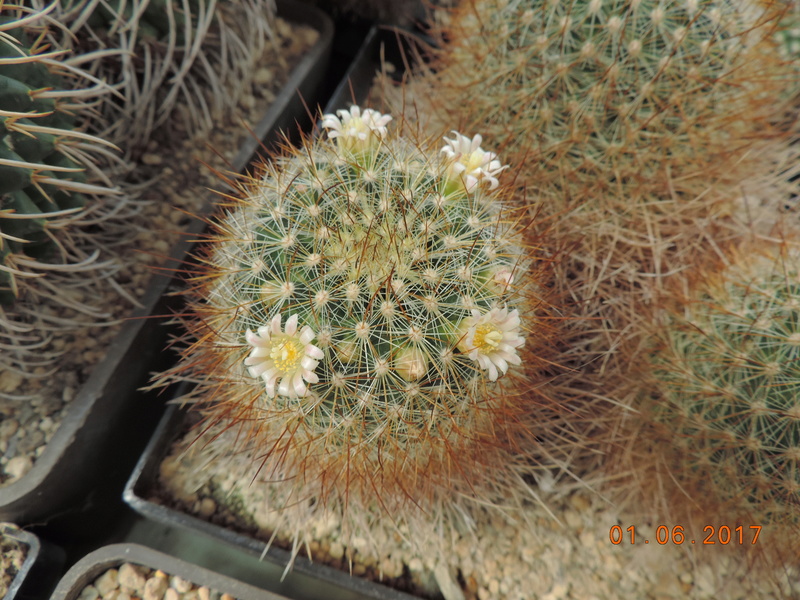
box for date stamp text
[609,525,761,545]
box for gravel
[0,524,29,598]
[76,563,238,600]
[0,18,319,486]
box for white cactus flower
[245,313,324,398]
[441,131,508,192]
[320,105,392,152]
[456,307,524,382]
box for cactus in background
[160,105,558,510]
[1,3,134,373]
[1,3,117,298]
[406,0,794,204]
[25,0,278,151]
[1,7,114,302]
[639,245,800,538]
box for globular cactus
[406,0,795,204]
[163,105,555,510]
[640,245,800,537]
[25,0,278,151]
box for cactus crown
[172,106,546,504]
[649,249,800,520]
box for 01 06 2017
[609,525,762,545]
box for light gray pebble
[408,558,424,572]
[94,568,119,597]
[144,576,169,600]
[164,588,179,600]
[254,68,273,85]
[0,370,22,393]
[5,455,32,480]
[542,582,569,600]
[118,563,146,593]
[196,498,216,519]
[328,542,344,560]
[170,575,192,593]
[78,585,100,600]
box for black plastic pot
[2,525,65,600]
[49,544,291,600]
[325,23,425,113]
[0,0,334,526]
[123,27,431,600]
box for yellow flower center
[462,151,486,173]
[270,337,304,374]
[472,324,502,353]
[339,120,376,153]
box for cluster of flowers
[243,105,524,400]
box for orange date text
[609,525,761,545]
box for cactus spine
[1,3,133,373]
[0,4,119,299]
[163,106,555,510]
[26,0,278,151]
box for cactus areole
[173,106,542,504]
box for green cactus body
[0,8,114,305]
[645,249,800,526]
[418,0,792,202]
[171,107,548,507]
